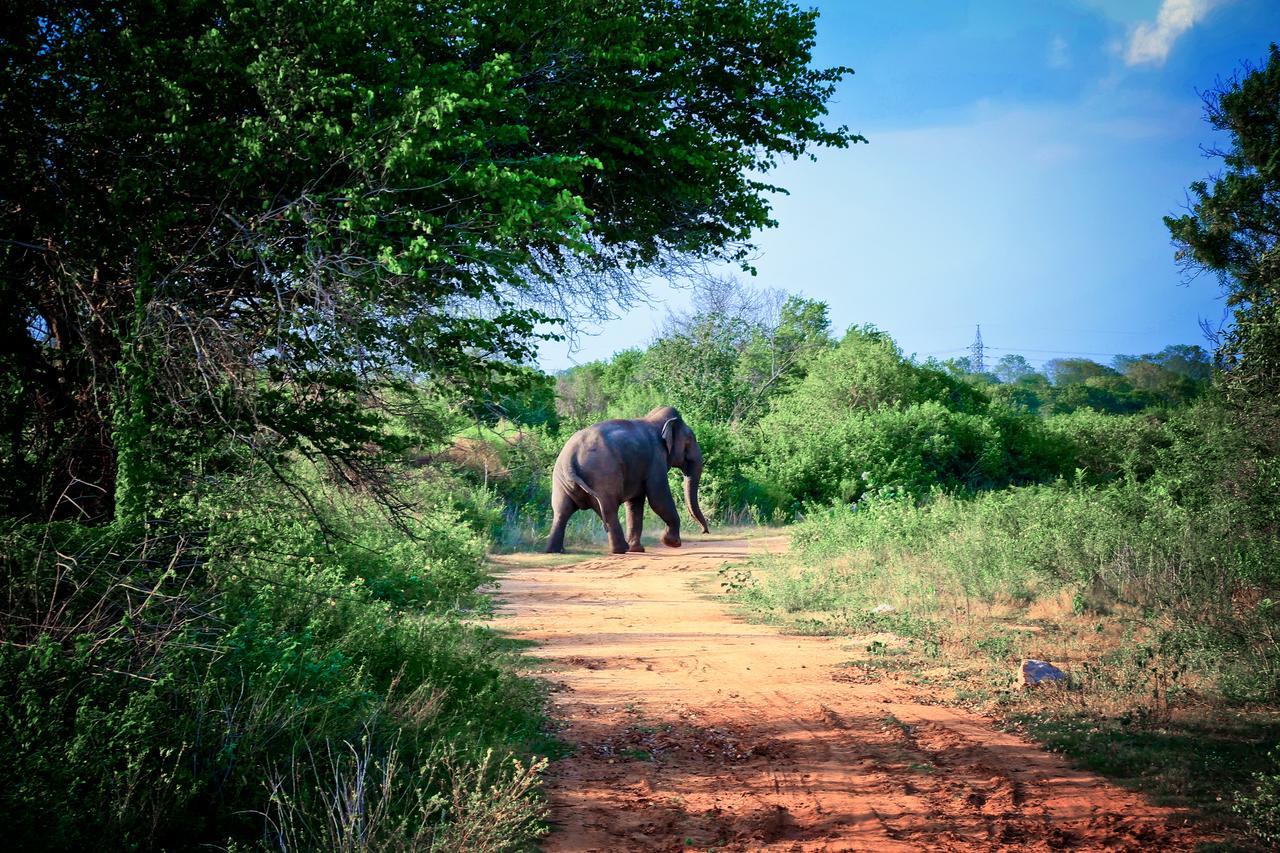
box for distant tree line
[938,344,1213,415]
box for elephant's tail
[556,463,605,513]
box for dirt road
[492,538,1202,852]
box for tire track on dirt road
[491,538,1203,852]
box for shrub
[1236,747,1280,847]
[0,471,549,850]
[1040,408,1171,482]
[753,401,1020,508]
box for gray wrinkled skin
[546,406,710,554]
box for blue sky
[538,0,1279,372]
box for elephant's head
[649,406,711,534]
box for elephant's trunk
[684,460,710,534]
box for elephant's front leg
[647,483,682,548]
[624,497,646,552]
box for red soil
[493,538,1203,852]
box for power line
[984,345,1127,358]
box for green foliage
[1,0,859,520]
[1236,748,1280,847]
[644,313,754,424]
[784,476,1277,701]
[994,354,1038,384]
[743,327,1059,509]
[553,281,834,431]
[467,368,562,432]
[0,471,549,850]
[978,348,1211,416]
[1044,357,1120,387]
[540,308,1222,524]
[1111,345,1212,406]
[1039,409,1171,482]
[554,349,664,428]
[755,402,1003,508]
[1166,44,1280,413]
[1162,50,1280,624]
[801,482,1226,602]
[645,287,834,425]
[789,326,984,416]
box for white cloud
[1047,35,1072,69]
[1125,0,1223,67]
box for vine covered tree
[0,0,862,520]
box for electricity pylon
[969,325,985,374]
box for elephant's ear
[660,417,680,457]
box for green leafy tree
[470,368,560,430]
[735,294,834,403]
[1044,358,1119,386]
[1114,344,1212,382]
[553,349,660,428]
[1108,345,1210,405]
[602,280,834,426]
[994,354,1038,384]
[1166,44,1279,424]
[989,382,1045,414]
[749,326,998,505]
[0,0,861,520]
[1164,43,1280,550]
[644,312,753,422]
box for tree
[1163,44,1280,546]
[994,354,1038,384]
[737,293,834,402]
[640,280,832,424]
[1165,44,1279,422]
[1113,344,1212,382]
[1109,345,1210,405]
[0,0,861,520]
[645,311,753,423]
[1044,358,1118,386]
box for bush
[1040,408,1171,482]
[753,401,1028,509]
[0,470,549,850]
[1236,748,1280,847]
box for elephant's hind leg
[597,498,629,554]
[625,497,646,552]
[545,489,576,553]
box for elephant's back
[558,419,658,472]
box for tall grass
[796,480,1258,606]
[748,479,1280,703]
[0,470,550,850]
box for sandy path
[491,538,1202,852]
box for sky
[538,0,1280,373]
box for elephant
[546,405,710,554]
